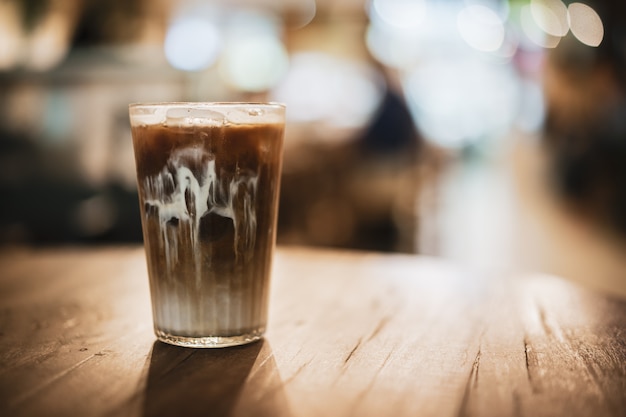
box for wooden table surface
[0,245,625,417]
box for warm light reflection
[219,35,288,92]
[456,4,505,52]
[25,13,72,71]
[568,2,603,47]
[0,2,22,70]
[530,0,569,37]
[164,17,221,71]
[521,4,561,48]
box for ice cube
[248,108,264,117]
[225,106,283,124]
[165,107,226,126]
[225,108,264,124]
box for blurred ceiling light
[530,0,568,37]
[457,4,505,52]
[0,2,23,70]
[164,17,221,71]
[25,13,72,71]
[520,4,560,48]
[271,52,383,130]
[568,2,603,47]
[219,35,288,92]
[370,0,428,31]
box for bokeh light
[370,0,428,31]
[365,0,431,68]
[365,23,419,68]
[366,1,464,69]
[164,16,221,72]
[0,2,22,70]
[271,52,383,130]
[219,35,288,92]
[568,2,603,47]
[25,13,73,72]
[521,4,561,48]
[530,0,569,37]
[218,9,288,93]
[287,0,317,29]
[404,58,519,148]
[457,4,505,52]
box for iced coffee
[129,103,285,348]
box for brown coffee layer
[132,123,284,337]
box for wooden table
[1,246,625,417]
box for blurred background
[0,0,625,295]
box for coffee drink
[130,103,285,347]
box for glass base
[155,329,264,348]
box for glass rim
[129,102,286,110]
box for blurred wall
[1,0,624,253]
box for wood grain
[0,246,624,417]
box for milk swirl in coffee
[131,106,284,346]
[142,147,259,272]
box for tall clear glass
[129,103,285,348]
